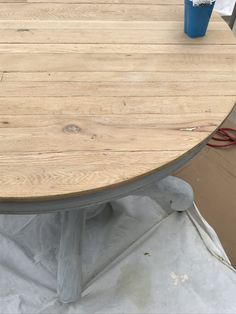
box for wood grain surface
[0,0,235,200]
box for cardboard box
[176,120,236,267]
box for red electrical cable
[207,128,236,148]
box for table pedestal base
[57,176,194,303]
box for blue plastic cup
[184,0,215,38]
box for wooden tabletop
[0,0,235,201]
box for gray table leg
[57,209,85,303]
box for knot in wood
[63,124,81,134]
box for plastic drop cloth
[0,176,235,314]
[214,0,235,15]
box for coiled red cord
[207,128,236,148]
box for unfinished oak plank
[0,81,236,96]
[0,113,229,153]
[0,53,235,72]
[27,0,183,4]
[0,4,186,20]
[0,161,178,198]
[0,0,26,2]
[3,71,236,82]
[0,96,234,115]
[0,44,235,54]
[0,20,227,30]
[0,29,234,44]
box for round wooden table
[0,0,235,303]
